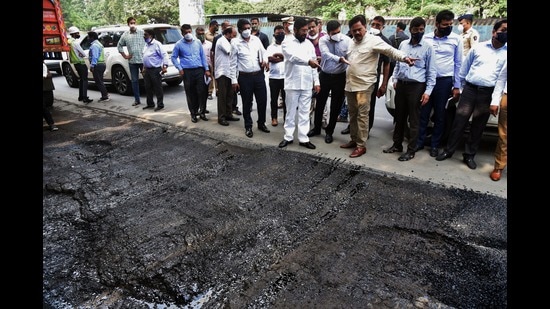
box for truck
[43,0,69,74]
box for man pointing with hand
[340,14,416,158]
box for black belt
[465,81,494,90]
[321,71,346,76]
[398,79,422,84]
[436,76,452,80]
[239,70,262,76]
[145,66,161,69]
[184,67,203,70]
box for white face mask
[288,24,294,33]
[308,33,319,40]
[457,24,464,32]
[369,28,381,35]
[129,25,136,31]
[241,29,251,39]
[184,33,193,41]
[330,33,341,42]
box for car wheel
[62,62,79,88]
[112,66,132,96]
[165,77,183,87]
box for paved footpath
[50,75,506,198]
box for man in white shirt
[214,27,240,126]
[230,18,270,138]
[278,17,320,150]
[266,25,287,126]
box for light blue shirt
[171,38,209,71]
[422,31,463,88]
[319,34,351,74]
[460,40,507,88]
[88,39,104,67]
[391,38,437,95]
[142,39,169,68]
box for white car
[61,24,183,96]
[385,81,498,139]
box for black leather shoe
[233,109,242,115]
[154,106,164,111]
[245,128,253,138]
[191,115,198,123]
[82,98,93,104]
[199,114,209,121]
[226,116,240,121]
[325,134,333,144]
[436,150,453,161]
[299,141,316,149]
[430,148,439,157]
[143,105,154,110]
[383,145,403,153]
[307,129,321,137]
[218,119,229,126]
[204,109,210,114]
[278,139,293,148]
[258,125,270,133]
[398,151,415,161]
[463,155,477,170]
[341,126,350,134]
[413,145,424,152]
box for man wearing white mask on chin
[342,15,391,136]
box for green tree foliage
[59,0,506,30]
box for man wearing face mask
[436,19,507,170]
[205,20,219,43]
[214,26,240,126]
[266,25,287,126]
[229,18,270,138]
[171,24,211,123]
[457,13,480,58]
[250,17,270,49]
[310,20,351,144]
[117,17,146,107]
[383,16,436,162]
[417,10,463,158]
[282,17,294,38]
[67,26,92,104]
[278,17,320,150]
[141,29,170,111]
[306,18,328,136]
[196,26,213,113]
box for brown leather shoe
[349,147,366,158]
[490,169,502,181]
[340,141,357,149]
[271,118,278,126]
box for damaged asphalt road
[42,107,507,308]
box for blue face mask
[438,26,452,37]
[144,38,152,43]
[411,32,424,42]
[496,32,507,44]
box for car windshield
[152,28,182,44]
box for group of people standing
[61,13,507,182]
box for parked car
[61,24,183,96]
[384,81,498,139]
